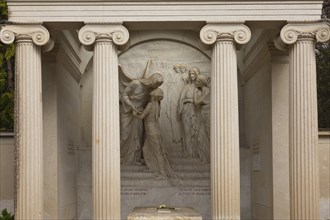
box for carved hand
[132,107,142,115]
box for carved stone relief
[118,40,211,185]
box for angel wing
[141,59,152,79]
[118,60,153,105]
[118,64,133,105]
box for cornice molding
[240,32,270,82]
[6,0,324,2]
[55,30,82,83]
[0,25,50,45]
[57,49,82,83]
[200,23,251,45]
[6,1,323,23]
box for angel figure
[119,62,164,165]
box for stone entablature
[6,0,323,23]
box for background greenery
[317,0,330,128]
[0,0,329,130]
[0,209,14,220]
[0,0,15,130]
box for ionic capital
[200,23,251,45]
[78,24,129,47]
[280,22,330,44]
[0,25,50,46]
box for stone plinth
[127,207,202,220]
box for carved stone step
[121,177,211,187]
[121,171,156,178]
[121,164,210,172]
[168,157,207,165]
[121,171,210,178]
[165,163,210,171]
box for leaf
[0,79,6,89]
[0,0,8,19]
[0,53,4,66]
[2,208,9,216]
[5,44,15,60]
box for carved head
[173,64,181,74]
[180,64,187,73]
[188,67,200,82]
[148,73,164,89]
[195,74,208,88]
[150,88,164,101]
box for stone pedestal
[0,25,50,219]
[279,22,330,220]
[200,24,251,219]
[79,24,129,219]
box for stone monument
[118,39,212,219]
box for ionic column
[200,24,251,219]
[79,24,129,220]
[0,25,50,219]
[279,22,330,220]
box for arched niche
[80,30,211,153]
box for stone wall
[244,61,274,219]
[77,57,93,219]
[319,131,330,220]
[270,56,291,220]
[0,135,14,213]
[56,59,81,219]
[42,60,59,219]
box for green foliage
[0,0,7,20]
[5,44,15,60]
[317,1,330,128]
[316,42,330,128]
[322,0,330,18]
[0,0,14,130]
[0,209,14,220]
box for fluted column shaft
[279,22,330,220]
[290,35,319,220]
[79,24,129,220]
[212,36,240,219]
[15,36,43,220]
[0,25,50,219]
[93,37,120,219]
[200,24,251,220]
